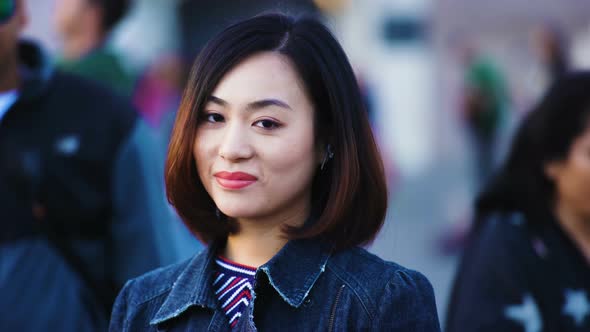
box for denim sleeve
[111,119,194,286]
[109,279,133,331]
[375,269,441,331]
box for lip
[213,171,257,190]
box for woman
[446,72,590,332]
[109,13,440,331]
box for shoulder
[110,249,212,330]
[326,247,439,328]
[118,258,191,307]
[43,71,138,150]
[46,70,136,126]
[48,71,125,105]
[327,246,422,284]
[455,212,536,286]
[476,212,529,239]
[110,258,192,330]
[445,213,537,331]
[122,242,208,303]
[467,212,533,267]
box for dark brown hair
[475,71,590,226]
[165,13,387,250]
[88,0,132,32]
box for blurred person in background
[53,0,135,96]
[110,13,440,331]
[133,53,185,137]
[446,72,590,332]
[0,0,182,330]
[533,24,570,85]
[438,46,510,254]
[460,45,509,189]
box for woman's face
[194,52,320,224]
[547,123,590,221]
[53,0,90,38]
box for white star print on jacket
[504,294,542,332]
[563,289,590,326]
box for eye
[203,112,224,123]
[253,119,282,130]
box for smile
[213,171,257,190]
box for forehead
[56,0,87,7]
[210,52,309,106]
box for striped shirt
[213,256,256,328]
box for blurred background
[22,0,590,326]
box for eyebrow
[207,95,292,111]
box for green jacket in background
[58,48,135,97]
[465,57,509,139]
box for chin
[217,204,263,220]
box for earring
[320,144,334,170]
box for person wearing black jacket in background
[446,72,590,332]
[0,0,182,330]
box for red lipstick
[213,171,257,189]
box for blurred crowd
[1,0,590,331]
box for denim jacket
[110,238,440,331]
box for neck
[223,207,309,268]
[0,56,20,92]
[554,200,590,263]
[61,30,105,61]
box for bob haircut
[475,71,590,226]
[165,13,387,250]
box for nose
[218,122,254,161]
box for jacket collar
[150,241,221,325]
[258,238,332,307]
[150,238,333,325]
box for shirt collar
[150,238,333,325]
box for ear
[316,141,325,166]
[544,161,562,181]
[316,136,334,165]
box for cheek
[193,131,214,181]
[577,162,590,202]
[55,1,75,23]
[263,128,317,183]
[557,156,590,208]
[571,153,590,187]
